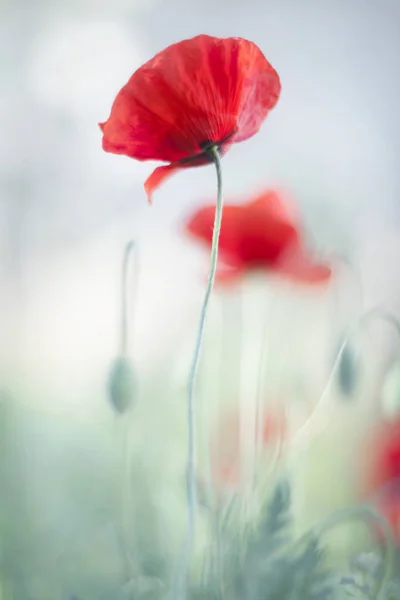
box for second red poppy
[185,189,332,285]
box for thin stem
[291,306,400,449]
[186,146,223,537]
[120,239,138,357]
[174,146,224,599]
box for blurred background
[1,0,400,598]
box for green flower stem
[187,144,223,559]
[175,146,224,599]
[120,239,138,356]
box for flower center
[199,139,221,161]
[178,131,235,166]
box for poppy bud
[107,355,136,414]
[337,343,359,397]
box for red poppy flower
[185,189,332,285]
[99,35,281,202]
[359,418,400,539]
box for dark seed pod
[337,344,358,397]
[108,355,136,414]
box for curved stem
[120,239,138,357]
[293,505,395,600]
[174,146,224,599]
[291,306,400,448]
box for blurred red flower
[99,35,281,202]
[360,418,400,539]
[185,189,332,285]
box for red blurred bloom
[360,418,400,539]
[99,35,281,202]
[185,189,332,285]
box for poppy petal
[144,164,182,204]
[240,194,300,265]
[234,65,281,143]
[185,189,332,284]
[249,189,300,225]
[215,260,243,283]
[275,250,332,285]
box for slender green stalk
[174,146,224,599]
[120,239,138,357]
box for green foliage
[189,480,335,600]
[3,475,399,600]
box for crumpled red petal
[275,248,332,285]
[215,261,243,284]
[144,164,182,204]
[100,35,281,164]
[250,190,300,226]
